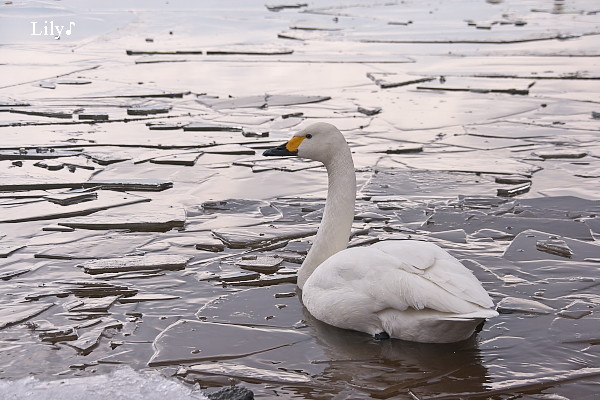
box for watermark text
[31,21,75,40]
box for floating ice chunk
[185,362,310,384]
[558,301,593,320]
[504,229,600,261]
[60,205,186,232]
[497,297,554,314]
[213,224,318,249]
[235,255,283,273]
[80,254,190,275]
[0,367,208,400]
[533,150,588,159]
[0,302,53,329]
[536,239,574,258]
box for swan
[263,122,498,343]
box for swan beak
[263,143,296,156]
[263,136,304,156]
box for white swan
[263,122,498,343]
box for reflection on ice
[1,0,600,398]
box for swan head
[263,122,348,164]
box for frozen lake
[1,1,599,398]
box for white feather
[267,123,498,343]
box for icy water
[1,0,600,399]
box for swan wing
[371,240,495,309]
[308,242,494,317]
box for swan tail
[438,309,499,321]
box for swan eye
[305,134,313,139]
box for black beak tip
[263,143,296,157]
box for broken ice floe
[497,297,554,314]
[212,224,317,249]
[197,94,330,110]
[182,363,310,384]
[59,205,186,231]
[0,191,149,223]
[0,303,54,329]
[79,254,190,275]
[235,255,283,273]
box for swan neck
[298,148,356,289]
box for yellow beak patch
[286,136,305,152]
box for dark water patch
[196,284,301,328]
[516,195,600,217]
[503,229,600,262]
[148,320,309,367]
[424,208,594,240]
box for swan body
[263,122,498,343]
